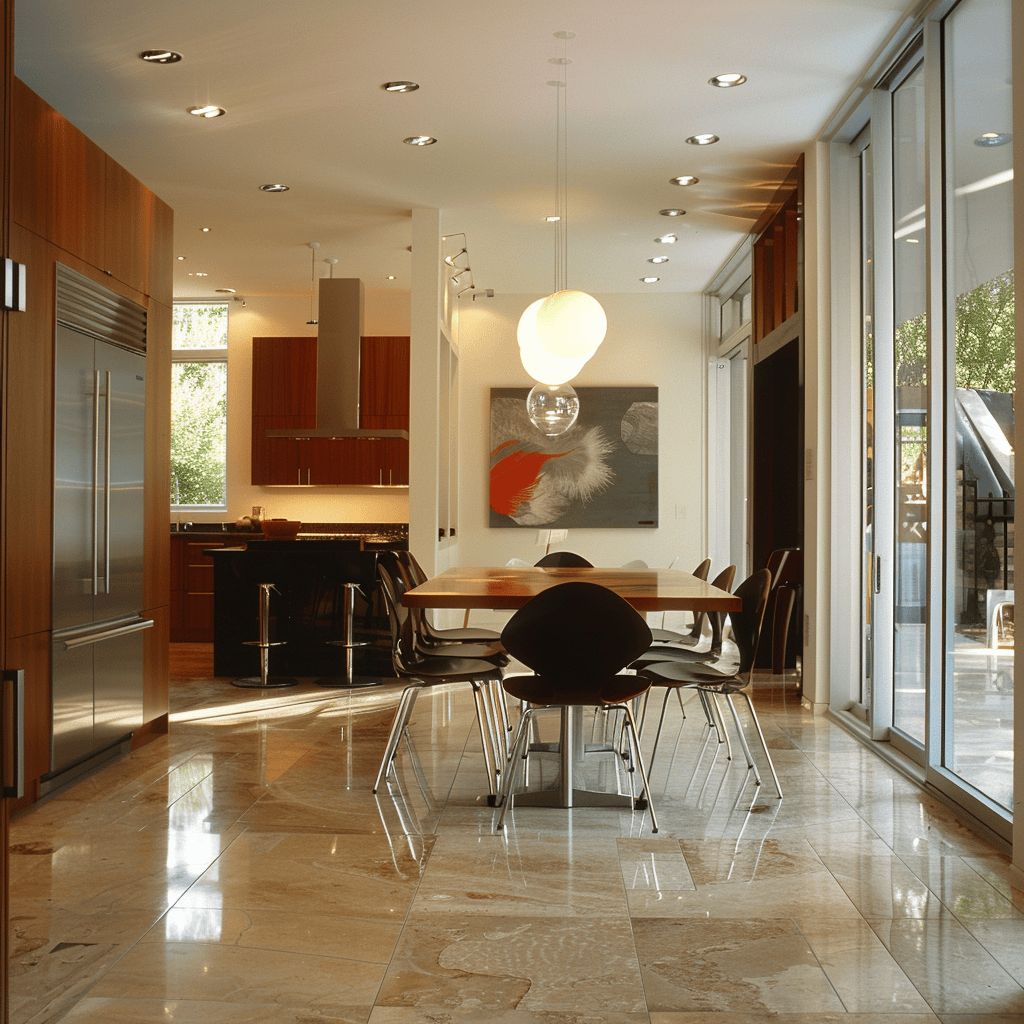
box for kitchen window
[171,303,228,509]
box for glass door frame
[829,0,1014,843]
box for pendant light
[305,241,320,324]
[518,31,606,436]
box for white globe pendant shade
[516,298,545,350]
[526,383,580,436]
[519,336,588,386]
[533,289,607,361]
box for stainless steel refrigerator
[49,264,152,785]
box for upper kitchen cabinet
[250,333,409,486]
[11,78,173,305]
[360,336,410,431]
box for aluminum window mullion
[870,84,897,741]
[922,16,949,778]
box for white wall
[451,290,707,624]
[179,289,411,526]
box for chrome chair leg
[621,703,658,833]
[735,690,783,797]
[716,691,763,788]
[471,682,500,797]
[495,708,536,830]
[373,687,421,792]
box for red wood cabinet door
[360,336,410,430]
[251,337,317,421]
[381,439,410,485]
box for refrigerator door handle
[92,370,101,596]
[58,617,154,651]
[103,369,112,593]
[2,669,25,799]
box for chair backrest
[402,549,430,586]
[727,568,772,681]
[706,564,737,651]
[500,581,652,688]
[376,555,419,672]
[534,551,593,568]
[680,556,714,637]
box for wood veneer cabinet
[170,536,227,642]
[3,77,174,807]
[251,335,409,486]
[360,336,410,430]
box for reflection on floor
[9,644,1024,1022]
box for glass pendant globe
[533,290,607,360]
[526,383,580,437]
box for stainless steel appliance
[48,264,152,787]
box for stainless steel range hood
[265,277,408,440]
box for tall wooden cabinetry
[250,334,410,486]
[3,79,173,812]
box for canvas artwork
[489,386,658,529]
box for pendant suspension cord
[306,241,320,324]
[550,30,573,296]
[559,38,568,293]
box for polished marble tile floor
[9,645,1024,1023]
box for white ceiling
[14,0,913,302]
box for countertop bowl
[260,519,302,540]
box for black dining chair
[642,568,781,796]
[397,550,505,649]
[494,581,659,833]
[534,551,594,568]
[648,556,712,644]
[373,557,508,798]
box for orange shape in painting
[490,449,565,516]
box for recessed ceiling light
[709,73,746,88]
[387,275,396,281]
[641,277,660,283]
[670,175,699,186]
[201,227,211,233]
[176,255,186,261]
[214,288,235,293]
[545,216,561,222]
[654,234,677,244]
[383,81,419,92]
[403,135,437,146]
[648,256,669,264]
[974,132,1012,147]
[660,209,686,217]
[187,105,225,118]
[139,50,182,64]
[686,134,719,146]
[259,183,290,192]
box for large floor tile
[631,917,846,1013]
[376,914,645,1013]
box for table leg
[513,706,639,809]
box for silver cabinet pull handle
[103,370,111,593]
[92,371,101,596]
[2,669,25,798]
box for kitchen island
[186,529,405,684]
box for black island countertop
[208,541,400,684]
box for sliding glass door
[942,0,1015,812]
[848,0,1014,834]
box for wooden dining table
[401,564,741,811]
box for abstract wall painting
[489,386,658,528]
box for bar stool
[315,551,381,688]
[231,553,300,688]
